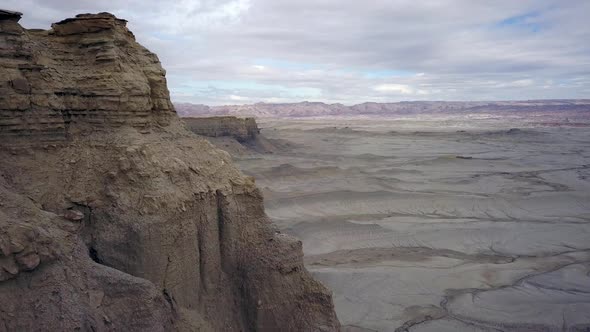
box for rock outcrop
[184,116,259,142]
[0,12,173,146]
[0,11,339,331]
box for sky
[5,0,590,105]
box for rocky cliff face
[0,11,173,145]
[0,11,339,331]
[184,116,259,142]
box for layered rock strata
[0,11,339,331]
[0,12,173,145]
[184,116,259,142]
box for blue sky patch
[496,11,545,32]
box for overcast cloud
[5,0,590,105]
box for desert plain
[230,116,590,331]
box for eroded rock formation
[0,11,173,145]
[184,116,259,143]
[0,11,339,331]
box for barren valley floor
[232,118,590,331]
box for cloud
[494,79,535,88]
[229,94,250,101]
[5,0,590,104]
[374,84,415,94]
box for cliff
[0,11,339,332]
[0,11,174,145]
[184,116,259,142]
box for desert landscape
[3,1,590,331]
[188,112,590,331]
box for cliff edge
[184,116,259,143]
[0,11,339,331]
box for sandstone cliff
[0,11,339,331]
[184,116,259,143]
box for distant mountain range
[175,100,590,121]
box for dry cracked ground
[230,117,590,332]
